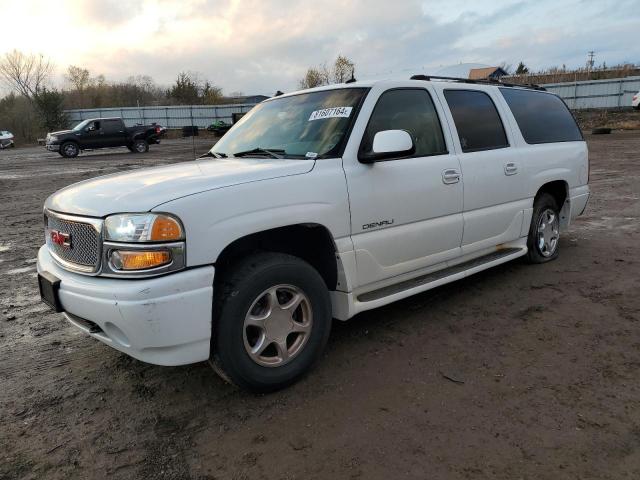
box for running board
[357,248,525,303]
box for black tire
[526,193,560,264]
[210,252,332,393]
[132,139,149,153]
[60,141,79,158]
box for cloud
[0,0,638,96]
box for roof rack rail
[409,74,546,91]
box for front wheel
[210,252,332,392]
[526,193,560,263]
[60,142,79,158]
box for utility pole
[587,51,595,72]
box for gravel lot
[1,133,639,480]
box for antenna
[345,67,356,84]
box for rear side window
[500,88,583,144]
[443,90,509,153]
[102,120,122,134]
[360,88,447,158]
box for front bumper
[37,245,215,365]
[46,143,60,152]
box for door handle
[442,168,461,184]
[504,162,518,176]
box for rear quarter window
[500,88,583,144]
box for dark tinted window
[443,90,509,152]
[500,88,583,144]
[102,119,122,134]
[361,89,447,158]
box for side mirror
[86,126,96,132]
[360,130,414,163]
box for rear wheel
[132,139,149,153]
[526,193,560,263]
[210,252,332,392]
[60,142,79,158]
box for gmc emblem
[50,229,71,248]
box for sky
[0,0,638,96]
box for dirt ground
[1,133,639,480]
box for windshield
[72,120,91,131]
[211,88,367,158]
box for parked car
[206,120,232,134]
[37,77,589,392]
[45,118,164,158]
[632,90,640,110]
[0,130,15,149]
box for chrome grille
[45,211,102,273]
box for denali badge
[362,219,394,230]
[50,230,72,248]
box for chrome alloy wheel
[63,143,78,156]
[243,285,313,367]
[537,208,559,257]
[134,141,146,152]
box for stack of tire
[182,126,199,137]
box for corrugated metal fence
[64,77,640,120]
[542,76,640,109]
[64,103,259,128]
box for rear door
[101,119,127,147]
[343,86,464,288]
[438,87,528,254]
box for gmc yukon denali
[45,117,164,157]
[37,77,590,392]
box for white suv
[37,76,590,391]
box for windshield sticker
[305,152,318,159]
[308,106,353,121]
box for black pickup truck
[45,118,165,158]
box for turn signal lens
[150,215,183,241]
[111,250,171,270]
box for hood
[48,130,73,137]
[45,157,315,217]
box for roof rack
[409,74,546,91]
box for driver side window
[360,89,447,159]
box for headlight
[49,135,58,142]
[104,213,184,242]
[102,213,186,277]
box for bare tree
[0,50,52,100]
[298,56,355,89]
[333,55,355,83]
[299,67,328,89]
[66,65,91,92]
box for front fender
[153,159,352,267]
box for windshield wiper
[233,147,285,159]
[199,151,227,158]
